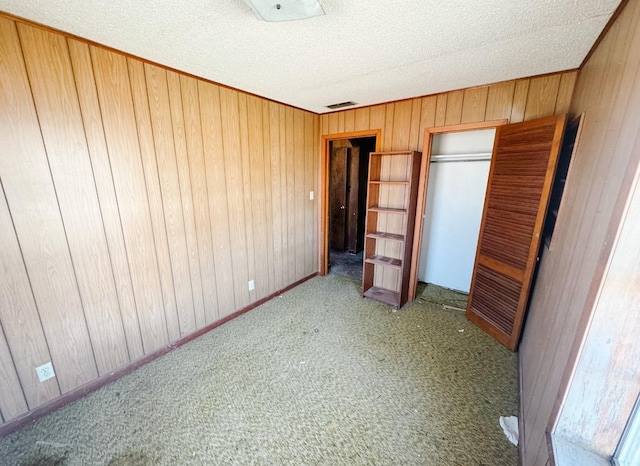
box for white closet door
[417,129,495,293]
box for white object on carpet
[499,416,519,446]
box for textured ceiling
[0,0,620,113]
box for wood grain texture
[0,14,320,424]
[18,24,130,375]
[510,79,530,123]
[0,324,27,421]
[520,1,640,463]
[524,75,562,121]
[167,70,206,332]
[220,87,251,310]
[461,86,489,123]
[126,58,180,344]
[0,184,60,411]
[198,81,236,317]
[91,47,169,353]
[554,71,578,115]
[67,40,144,361]
[262,101,276,293]
[435,93,448,126]
[238,94,258,303]
[268,102,285,291]
[285,107,297,285]
[320,72,577,299]
[485,81,516,121]
[444,90,464,125]
[467,115,566,351]
[247,95,270,299]
[180,75,219,325]
[145,64,196,337]
[0,17,98,393]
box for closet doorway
[418,128,496,293]
[409,120,507,299]
[320,131,379,279]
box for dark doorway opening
[328,136,376,281]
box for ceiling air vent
[326,101,357,110]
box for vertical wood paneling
[510,79,530,123]
[435,93,447,126]
[383,103,395,151]
[554,71,578,115]
[279,106,290,287]
[485,81,515,121]
[238,94,258,303]
[180,75,219,325]
[247,95,270,299]
[18,24,129,375]
[461,86,489,123]
[444,90,464,125]
[268,102,285,291]
[167,71,205,331]
[524,75,562,121]
[391,100,412,151]
[0,14,320,424]
[418,95,437,149]
[145,64,196,337]
[285,107,297,284]
[408,98,422,150]
[294,110,306,279]
[126,58,180,343]
[91,47,169,353]
[220,88,251,309]
[0,184,60,410]
[198,81,236,317]
[67,40,144,361]
[520,2,640,464]
[0,324,27,420]
[343,109,355,133]
[0,17,98,393]
[355,107,370,131]
[262,101,276,294]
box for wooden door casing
[466,114,566,351]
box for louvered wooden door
[467,115,566,351]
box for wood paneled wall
[520,0,640,464]
[320,70,576,152]
[0,15,318,425]
[320,70,576,294]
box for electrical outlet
[248,280,255,291]
[309,191,314,200]
[36,362,55,382]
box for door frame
[408,119,508,300]
[320,129,381,275]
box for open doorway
[327,136,376,281]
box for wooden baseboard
[0,273,317,437]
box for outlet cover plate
[248,280,255,291]
[36,362,55,382]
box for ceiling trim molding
[580,0,629,68]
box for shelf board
[365,254,402,269]
[366,232,405,242]
[368,206,406,214]
[363,286,401,307]
[369,180,410,185]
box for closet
[417,128,496,293]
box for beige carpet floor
[0,274,519,465]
